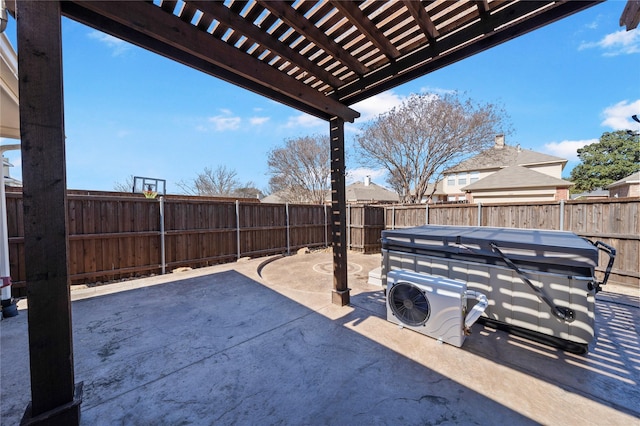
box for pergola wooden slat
[10,0,609,423]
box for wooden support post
[329,117,349,306]
[17,2,82,424]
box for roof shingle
[461,166,573,191]
[446,145,566,173]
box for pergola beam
[68,1,359,123]
[620,0,640,30]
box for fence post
[286,203,290,255]
[477,202,482,226]
[559,199,565,231]
[392,205,395,230]
[236,200,241,260]
[159,196,166,274]
[347,204,351,250]
[425,203,429,225]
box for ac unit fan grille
[389,282,431,327]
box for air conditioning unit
[386,270,488,347]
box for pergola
[8,0,632,423]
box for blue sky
[1,1,639,194]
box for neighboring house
[606,171,640,198]
[264,177,398,204]
[443,135,573,204]
[345,176,399,204]
[332,176,399,204]
[261,188,328,204]
[260,191,288,204]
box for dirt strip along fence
[5,192,328,296]
[376,199,639,287]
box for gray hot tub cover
[381,225,599,273]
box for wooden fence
[6,192,328,296]
[367,199,639,286]
[5,193,638,296]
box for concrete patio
[1,251,639,425]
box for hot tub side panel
[382,249,596,345]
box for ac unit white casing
[386,270,468,347]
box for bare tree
[356,93,511,203]
[267,135,330,204]
[113,175,134,193]
[176,165,241,196]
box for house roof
[606,171,640,189]
[25,1,601,123]
[261,191,288,204]
[446,144,566,173]
[571,188,610,200]
[461,166,573,191]
[261,189,328,204]
[425,181,446,196]
[344,181,398,203]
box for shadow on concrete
[3,270,534,425]
[461,294,640,419]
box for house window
[470,171,479,183]
[447,174,455,186]
[458,173,467,185]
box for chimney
[494,134,505,149]
[364,175,371,186]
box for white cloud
[601,99,640,130]
[543,139,597,162]
[208,114,241,131]
[351,91,406,122]
[579,29,640,56]
[249,116,270,126]
[283,114,325,129]
[419,86,456,96]
[584,20,599,31]
[88,31,131,57]
[346,167,388,185]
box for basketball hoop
[133,176,166,198]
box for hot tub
[381,225,615,353]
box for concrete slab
[1,252,639,425]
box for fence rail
[5,193,638,296]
